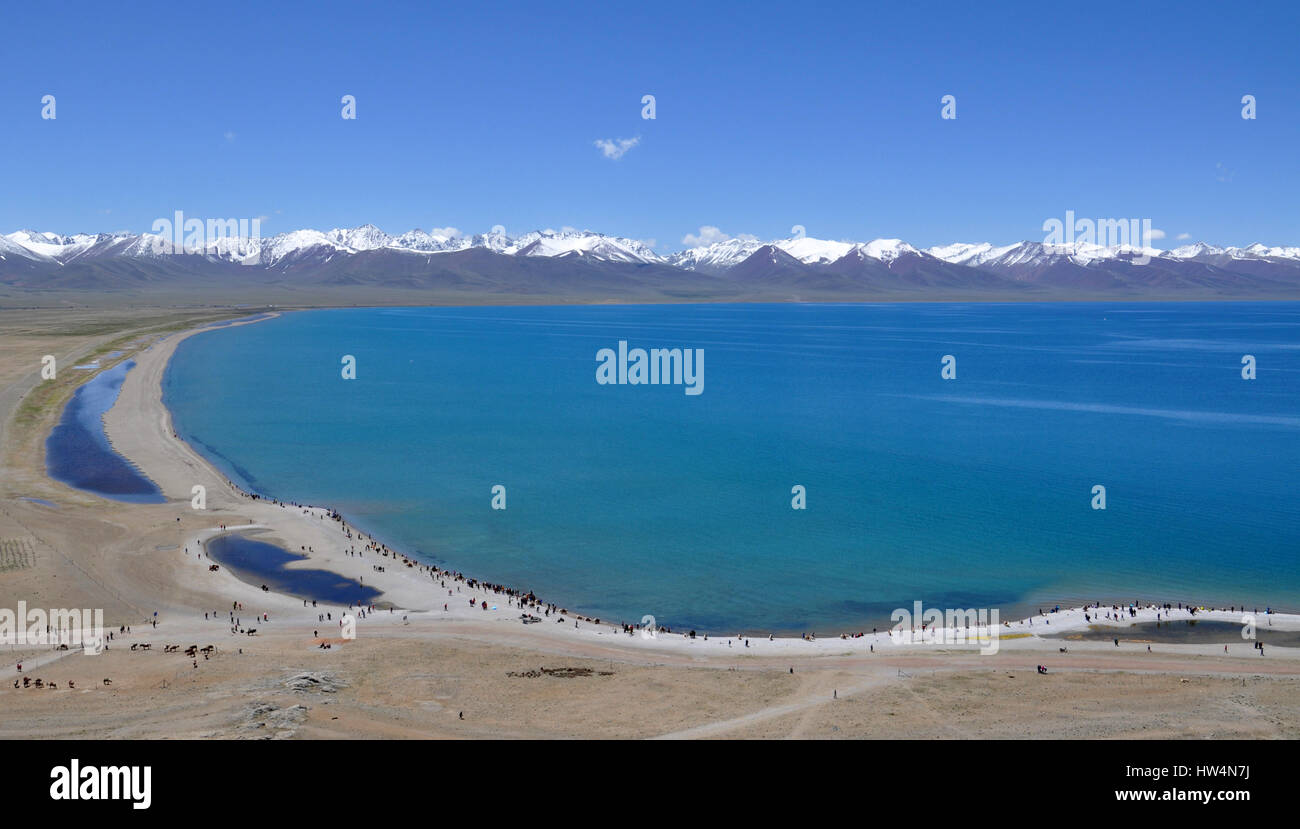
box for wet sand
[1047,619,1300,648]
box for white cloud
[682,225,728,247]
[1176,232,1190,240]
[1146,228,1166,241]
[594,136,640,160]
[431,226,462,238]
[681,226,759,246]
[681,228,759,248]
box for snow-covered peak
[5,230,91,259]
[0,233,47,260]
[260,229,340,265]
[1054,241,1162,264]
[776,236,855,264]
[1241,243,1300,260]
[4,230,146,262]
[854,238,920,263]
[930,240,1163,268]
[391,229,470,253]
[325,224,391,252]
[668,237,764,272]
[927,242,1016,266]
[7,229,62,245]
[121,233,181,258]
[469,228,513,253]
[202,235,264,265]
[1165,242,1225,259]
[1163,242,1300,261]
[509,230,662,263]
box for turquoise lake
[161,303,1300,632]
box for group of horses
[12,676,113,689]
[13,676,67,689]
[132,643,217,656]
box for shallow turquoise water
[162,303,1300,632]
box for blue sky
[2,0,1297,250]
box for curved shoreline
[96,313,1300,657]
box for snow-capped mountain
[927,239,1300,268]
[847,238,922,264]
[10,225,1299,270]
[4,225,1299,299]
[1242,243,1300,259]
[926,242,1020,267]
[468,227,513,254]
[391,229,471,253]
[776,237,856,265]
[668,238,765,274]
[508,230,662,263]
[1165,241,1300,262]
[0,233,43,261]
[2,230,102,261]
[1165,242,1227,260]
[926,241,1164,268]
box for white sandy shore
[97,315,1300,662]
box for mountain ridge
[4,225,1299,301]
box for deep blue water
[163,303,1300,632]
[207,534,381,605]
[47,360,166,504]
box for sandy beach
[2,307,1299,739]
